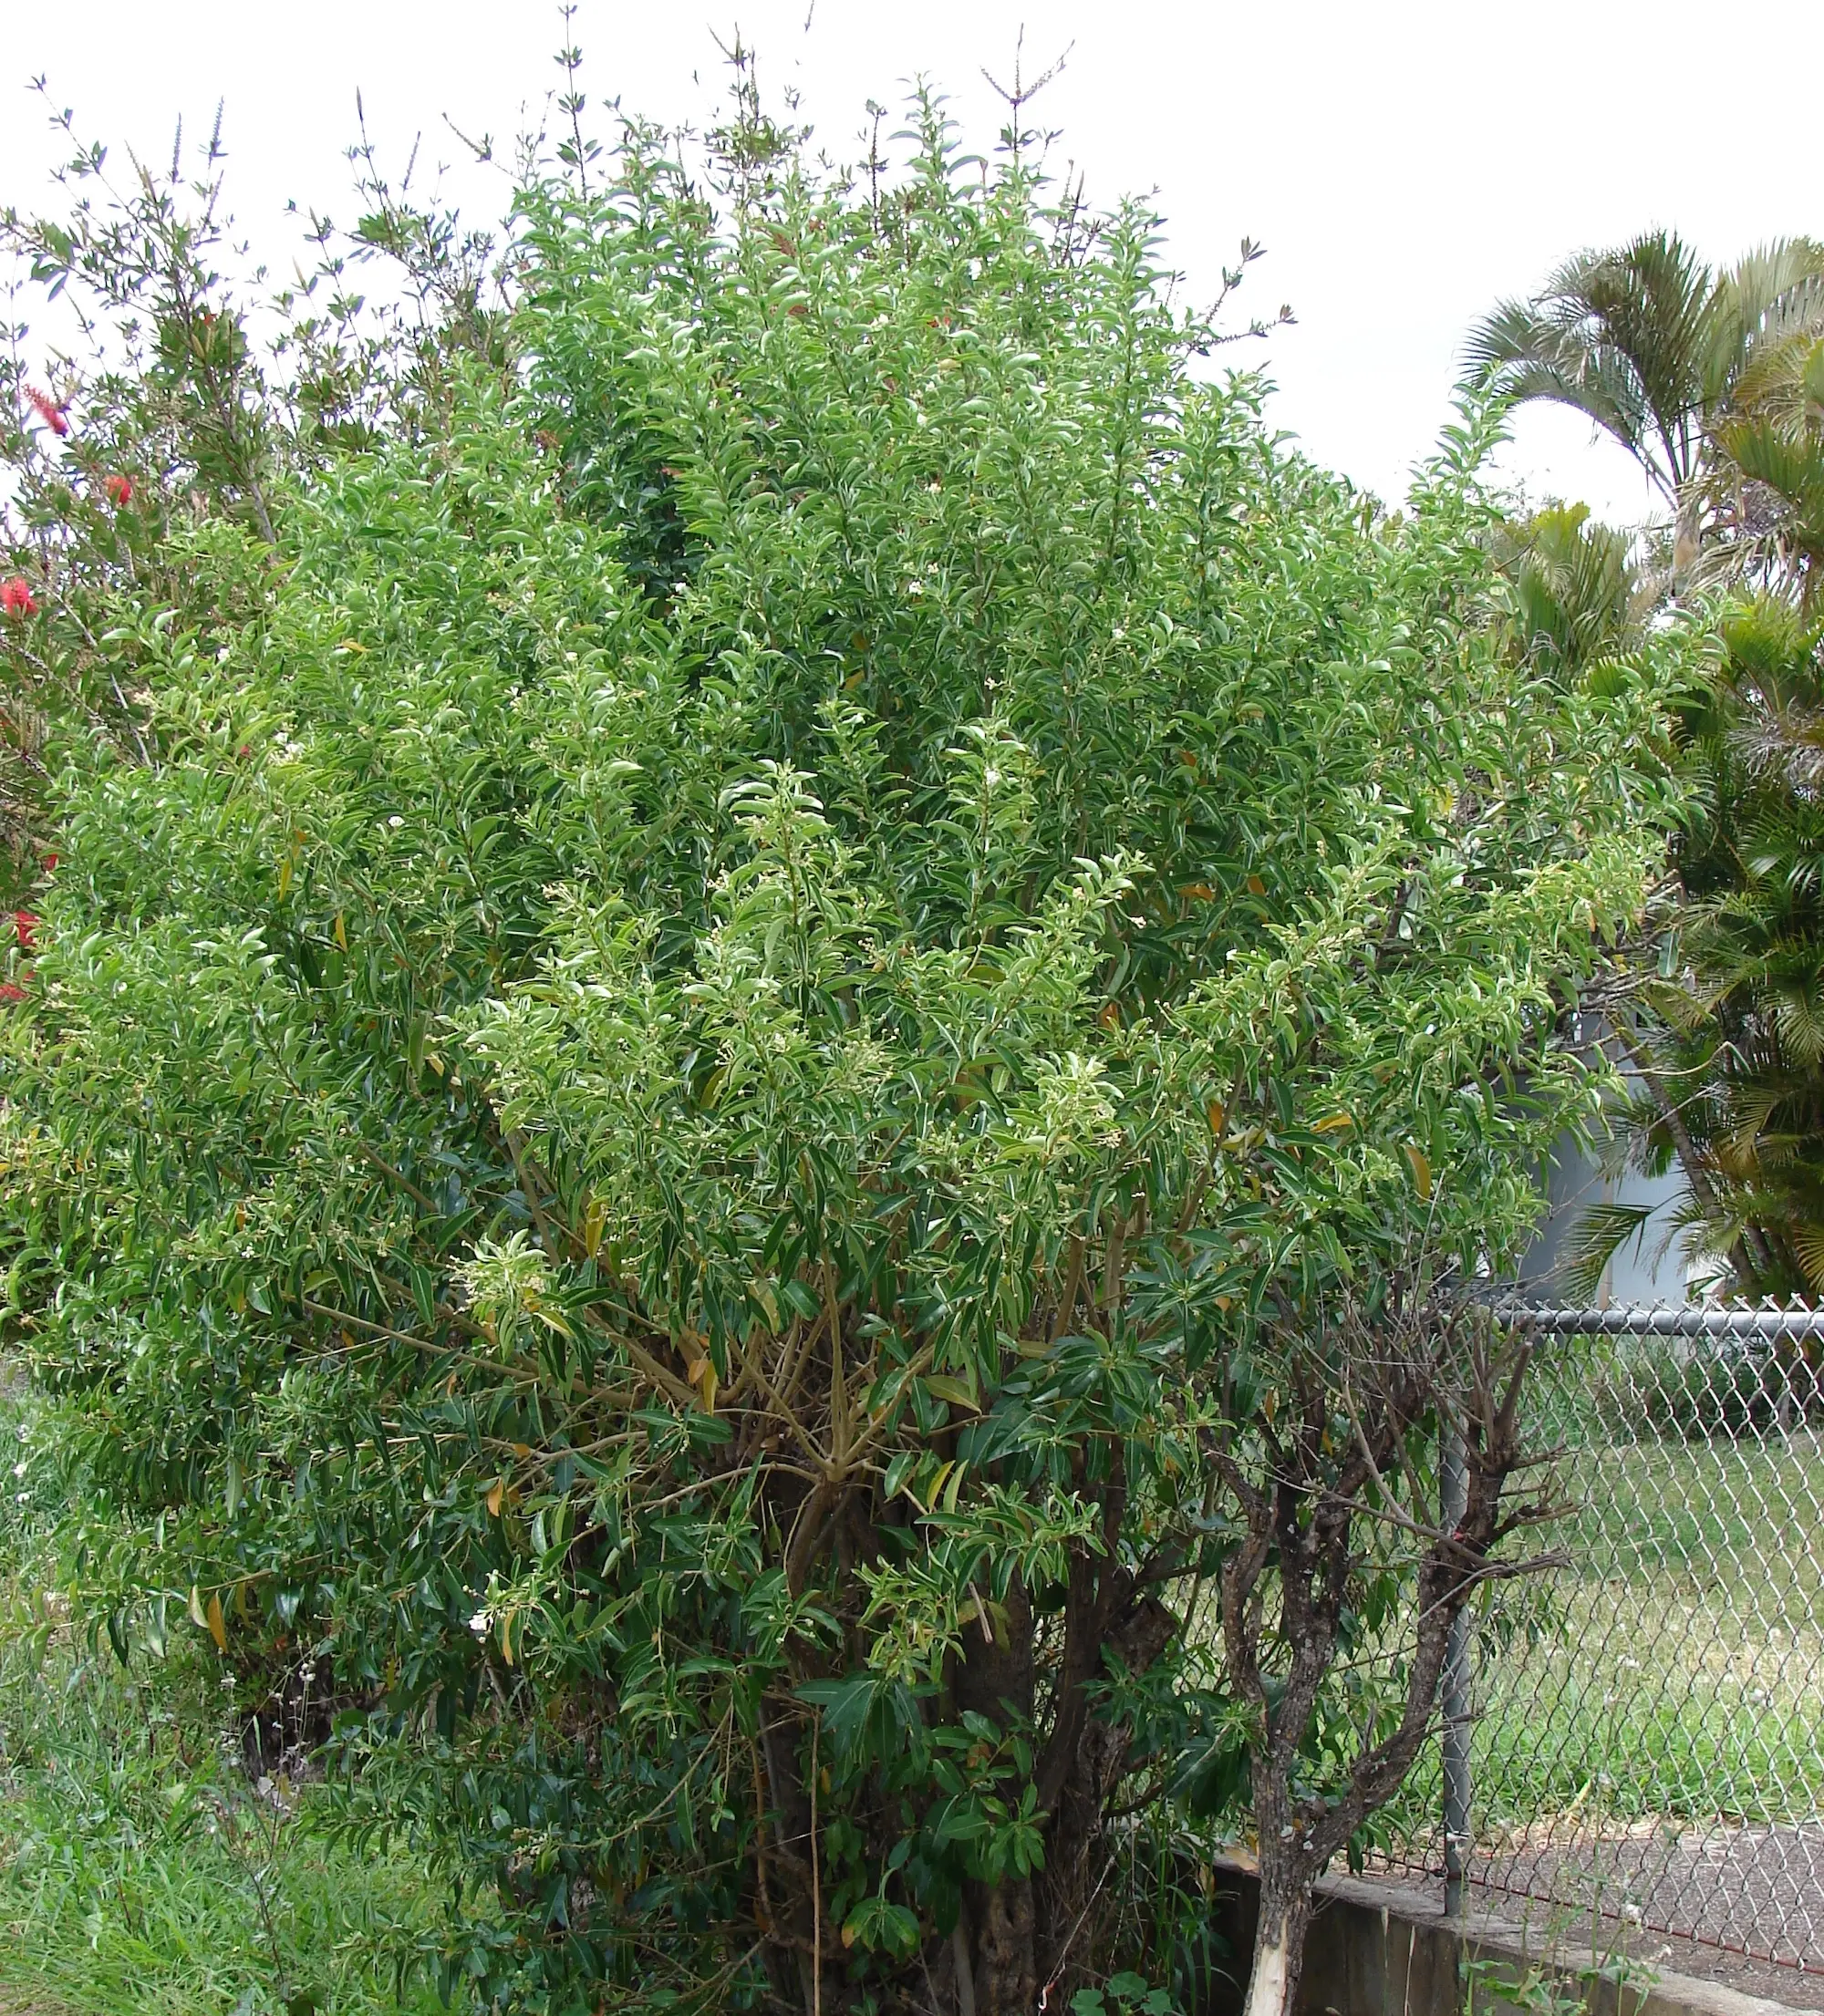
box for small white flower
[389,814,404,829]
[469,1609,492,1636]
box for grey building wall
[1518,1134,1692,1304]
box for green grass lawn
[0,1650,450,2016]
[1367,1406,1824,1859]
[1468,1422,1824,1833]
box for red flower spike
[38,852,57,872]
[103,473,134,507]
[0,983,25,1004]
[14,913,36,951]
[26,387,68,437]
[0,577,36,618]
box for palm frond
[1463,300,1657,475]
[1465,233,1716,497]
[1707,239,1824,403]
[1559,1201,1656,1301]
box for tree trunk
[1244,1845,1314,2016]
[969,1876,1037,2016]
[1672,489,1703,594]
[1035,1591,1177,1992]
[757,1694,821,2014]
[955,1575,1037,2015]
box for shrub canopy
[0,98,1670,2014]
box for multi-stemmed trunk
[756,1533,1179,2013]
[1215,1309,1549,2016]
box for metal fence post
[1440,1419,1471,1918]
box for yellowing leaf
[583,1194,606,1258]
[332,912,347,952]
[500,1611,514,1666]
[1404,1144,1434,1199]
[917,1459,954,1513]
[941,1461,967,1513]
[205,1592,227,1654]
[1312,1111,1354,1132]
[486,1479,505,1517]
[511,1442,532,1460]
[1246,874,1267,895]
[276,853,294,898]
[1206,1099,1227,1135]
[188,1584,207,1631]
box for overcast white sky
[7,0,1821,529]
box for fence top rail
[1487,1300,1824,1339]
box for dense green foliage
[0,86,1672,2016]
[0,88,508,908]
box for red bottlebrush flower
[14,912,36,951]
[26,387,68,437]
[38,851,57,872]
[103,472,134,506]
[0,577,36,618]
[0,985,24,1004]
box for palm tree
[1655,598,1824,1294]
[1577,597,1824,1302]
[1710,333,1824,605]
[1466,232,1824,578]
[1476,237,1824,1311]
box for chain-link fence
[1384,1306,1824,1974]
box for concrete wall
[1202,1861,1799,2016]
